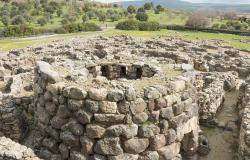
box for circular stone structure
[33,60,200,160]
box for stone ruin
[0,35,249,160]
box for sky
[95,0,250,4]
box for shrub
[156,5,164,12]
[212,23,220,29]
[11,15,26,25]
[116,20,139,30]
[127,5,136,14]
[37,17,47,26]
[1,16,10,26]
[3,25,38,37]
[56,23,101,34]
[220,24,227,29]
[80,23,102,32]
[116,20,160,31]
[154,9,160,14]
[82,14,89,23]
[137,7,145,13]
[98,13,107,23]
[139,21,160,31]
[144,3,153,10]
[136,12,148,21]
[110,14,120,22]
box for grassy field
[0,29,249,51]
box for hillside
[115,0,250,12]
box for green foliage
[127,5,136,14]
[37,17,47,26]
[56,23,101,34]
[1,15,10,26]
[110,14,121,22]
[136,12,148,21]
[3,25,38,37]
[212,23,220,29]
[156,5,164,12]
[116,20,160,31]
[82,14,89,23]
[116,20,139,30]
[11,15,26,25]
[98,13,107,23]
[139,21,160,31]
[137,7,145,13]
[144,2,153,10]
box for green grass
[0,29,249,51]
[147,10,187,25]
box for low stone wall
[33,61,200,160]
[0,136,40,160]
[197,72,239,122]
[239,78,250,159]
[0,96,34,142]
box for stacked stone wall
[197,72,238,122]
[33,61,200,160]
[0,96,34,142]
[239,78,250,159]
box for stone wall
[33,61,200,160]
[239,77,250,159]
[197,71,239,122]
[0,136,40,160]
[0,96,34,142]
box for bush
[212,23,220,29]
[1,16,10,26]
[116,20,139,30]
[139,21,160,31]
[56,23,101,34]
[37,17,47,26]
[127,5,136,14]
[116,20,160,31]
[136,12,148,21]
[11,15,26,25]
[3,25,39,37]
[144,3,153,10]
[137,7,145,13]
[80,23,102,32]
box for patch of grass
[0,29,249,51]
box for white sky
[95,0,250,4]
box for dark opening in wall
[120,66,127,77]
[101,66,109,77]
[136,67,143,79]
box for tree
[127,5,136,14]
[212,23,220,29]
[1,16,10,26]
[154,9,160,14]
[136,12,148,21]
[110,14,120,22]
[37,17,47,26]
[11,15,26,25]
[98,13,106,23]
[82,14,89,23]
[144,3,152,10]
[156,5,164,12]
[113,4,119,8]
[61,18,69,25]
[185,12,209,28]
[137,7,145,13]
[57,9,63,17]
